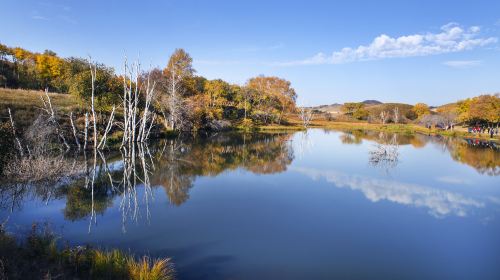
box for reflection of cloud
[436,176,472,185]
[293,167,485,218]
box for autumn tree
[162,49,195,130]
[468,95,500,125]
[246,76,297,124]
[412,103,430,118]
[35,51,63,90]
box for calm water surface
[1,129,499,279]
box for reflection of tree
[369,133,399,172]
[339,130,499,176]
[296,131,313,159]
[152,140,194,206]
[339,131,363,145]
[62,180,113,221]
[0,132,295,227]
[151,133,294,205]
[448,139,500,176]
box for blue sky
[1,0,500,106]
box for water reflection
[0,130,498,230]
[368,132,400,172]
[292,167,486,218]
[330,129,500,175]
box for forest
[0,43,297,133]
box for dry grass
[0,88,77,109]
[128,256,174,280]
[3,156,85,184]
[0,88,80,130]
[0,224,175,279]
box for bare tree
[120,59,158,147]
[380,111,389,124]
[299,107,314,128]
[137,71,157,142]
[393,107,400,124]
[69,112,81,150]
[40,90,70,150]
[7,108,23,156]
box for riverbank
[255,117,500,142]
[1,88,498,142]
[0,224,174,279]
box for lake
[1,129,499,280]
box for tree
[299,107,314,128]
[203,79,231,119]
[468,94,500,125]
[68,64,121,108]
[163,49,195,130]
[35,53,63,90]
[341,102,364,115]
[380,111,389,124]
[412,103,430,118]
[393,107,400,123]
[342,102,368,120]
[455,94,500,126]
[246,76,297,124]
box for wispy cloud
[277,23,497,66]
[59,15,77,25]
[32,15,49,21]
[443,60,481,68]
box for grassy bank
[1,88,498,142]
[253,116,500,142]
[0,88,80,128]
[0,224,174,280]
[309,119,500,141]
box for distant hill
[308,100,383,114]
[307,103,343,114]
[365,103,414,118]
[308,101,414,119]
[361,100,382,105]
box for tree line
[0,44,297,131]
[338,94,499,128]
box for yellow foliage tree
[412,103,430,118]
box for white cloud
[436,176,473,184]
[443,60,481,68]
[278,23,497,66]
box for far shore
[256,117,500,142]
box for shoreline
[254,120,500,142]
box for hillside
[0,88,79,128]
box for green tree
[69,65,121,108]
[341,102,368,120]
